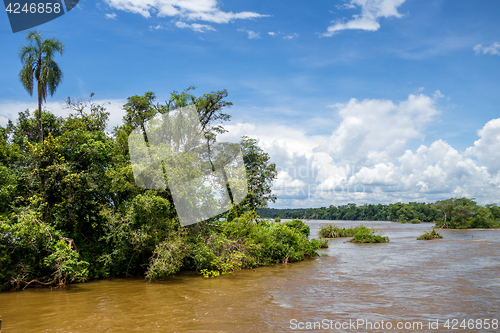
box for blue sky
[1,0,500,208]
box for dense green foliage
[417,229,443,240]
[260,199,500,229]
[318,224,373,238]
[348,232,389,244]
[434,198,500,229]
[0,89,323,291]
[318,224,389,243]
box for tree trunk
[38,82,43,143]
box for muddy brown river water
[1,221,499,332]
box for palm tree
[19,30,64,143]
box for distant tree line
[259,198,500,229]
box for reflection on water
[1,221,499,332]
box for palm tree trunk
[38,82,43,143]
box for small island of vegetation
[348,232,389,244]
[417,229,443,240]
[318,224,389,243]
[318,224,372,238]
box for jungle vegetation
[0,31,327,291]
[0,87,326,291]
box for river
[1,221,499,332]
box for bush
[183,212,324,277]
[417,229,443,240]
[318,224,372,238]
[314,239,329,249]
[0,208,89,291]
[282,219,310,237]
[348,232,389,244]
[410,218,421,224]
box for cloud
[336,2,357,10]
[321,93,439,165]
[465,118,500,175]
[4,93,498,208]
[149,24,165,30]
[473,42,500,55]
[267,31,298,40]
[219,93,500,208]
[322,0,406,37]
[176,21,215,32]
[283,33,299,40]
[433,90,444,99]
[238,29,260,39]
[105,12,117,19]
[104,0,269,24]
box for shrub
[348,231,389,244]
[410,218,421,224]
[417,229,443,240]
[282,219,310,237]
[184,212,324,277]
[318,224,372,238]
[311,238,329,249]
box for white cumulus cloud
[218,93,500,207]
[321,93,438,165]
[322,0,406,37]
[465,118,500,175]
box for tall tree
[239,136,277,210]
[19,30,64,143]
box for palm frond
[41,59,63,96]
[19,65,34,95]
[25,30,42,49]
[42,39,64,58]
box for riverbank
[1,220,498,332]
[1,213,327,291]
